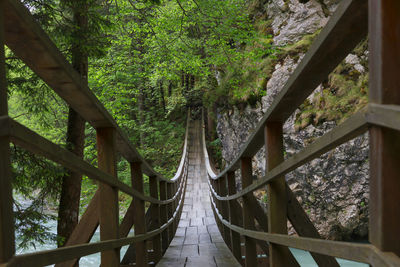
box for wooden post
[219,175,231,247]
[166,183,174,243]
[240,157,257,266]
[97,128,119,266]
[227,171,241,263]
[0,1,15,261]
[265,122,298,266]
[149,176,161,263]
[173,182,178,233]
[131,162,147,267]
[159,181,168,252]
[369,0,400,256]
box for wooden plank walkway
[156,121,241,267]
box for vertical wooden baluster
[174,182,178,233]
[240,157,257,266]
[219,175,231,248]
[0,2,15,262]
[265,122,297,266]
[159,181,168,252]
[369,0,400,257]
[166,183,173,243]
[227,171,242,264]
[215,179,223,234]
[131,162,147,267]
[97,128,119,266]
[149,176,161,263]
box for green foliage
[294,61,369,131]
[11,146,63,249]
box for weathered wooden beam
[265,122,299,267]
[149,177,161,263]
[97,128,119,266]
[369,0,400,257]
[131,162,147,267]
[227,171,242,264]
[166,183,174,245]
[240,157,257,267]
[120,205,154,265]
[0,1,14,262]
[159,181,168,252]
[219,175,231,248]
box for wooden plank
[0,0,14,262]
[213,111,368,201]
[240,157,257,267]
[149,177,161,263]
[369,0,400,257]
[97,127,119,266]
[286,185,340,266]
[159,181,169,252]
[265,122,298,267]
[227,171,242,264]
[214,0,368,180]
[131,162,147,267]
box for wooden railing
[0,0,189,266]
[202,0,400,266]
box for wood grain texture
[369,0,400,257]
[131,162,148,267]
[0,2,14,262]
[97,128,119,266]
[240,157,257,267]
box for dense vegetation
[7,0,269,249]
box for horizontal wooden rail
[0,116,189,204]
[2,0,175,183]
[5,178,187,267]
[209,196,400,267]
[209,0,368,181]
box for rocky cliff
[216,0,369,240]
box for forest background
[8,0,275,249]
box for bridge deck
[157,121,241,267]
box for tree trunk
[57,1,88,254]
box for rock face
[216,0,369,240]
